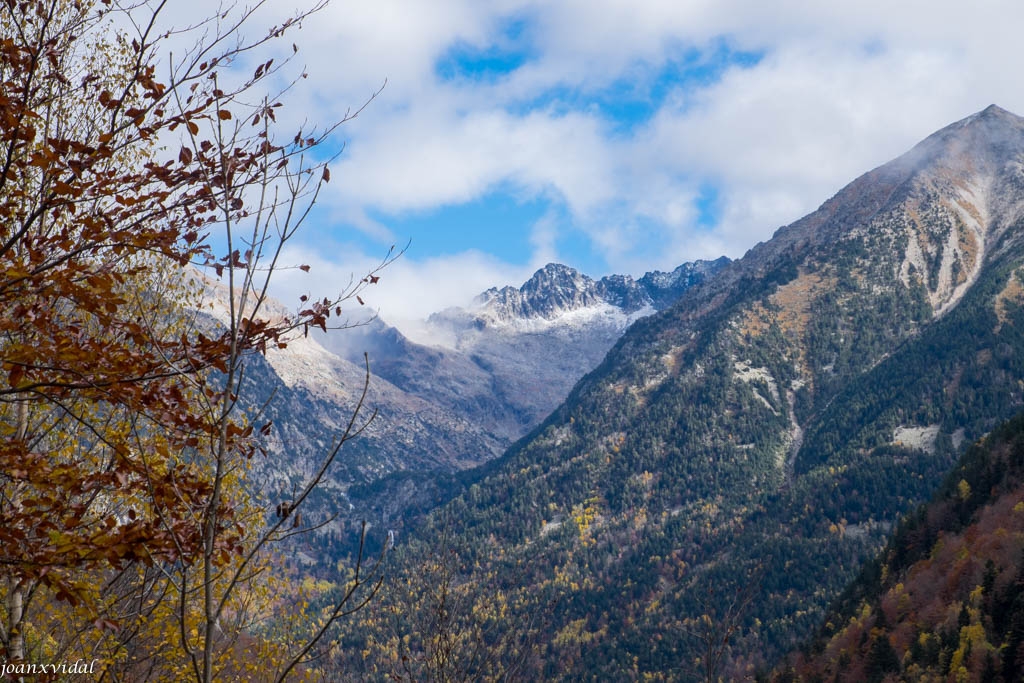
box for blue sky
[206,0,1024,335]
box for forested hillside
[773,410,1024,682]
[336,106,1024,680]
[330,259,728,528]
[10,1,1024,680]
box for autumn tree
[681,568,762,683]
[0,0,388,678]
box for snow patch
[264,333,353,401]
[475,301,649,334]
[194,273,354,401]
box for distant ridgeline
[331,105,1024,681]
[772,409,1024,683]
[223,256,728,540]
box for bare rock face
[468,258,730,324]
[475,263,605,322]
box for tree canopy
[0,0,388,679]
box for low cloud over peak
[177,0,1024,325]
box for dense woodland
[332,109,1024,680]
[773,410,1024,682]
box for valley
[6,3,1022,680]
[233,258,727,533]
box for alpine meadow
[9,2,1024,683]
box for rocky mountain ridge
[317,257,728,459]
[461,258,727,324]
[339,105,1024,680]
[212,256,725,526]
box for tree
[681,569,762,683]
[0,0,389,678]
[864,632,900,683]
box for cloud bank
[174,0,1024,326]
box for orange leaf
[8,364,24,389]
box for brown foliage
[0,0,389,678]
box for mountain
[772,410,1024,682]
[339,105,1024,680]
[462,259,726,323]
[208,258,724,529]
[198,275,500,476]
[316,258,727,463]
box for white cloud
[324,105,614,218]
[629,43,973,254]
[268,243,540,342]
[528,212,561,266]
[162,0,1024,321]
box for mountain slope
[209,258,725,532]
[343,105,1024,680]
[773,410,1024,682]
[318,259,727,454]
